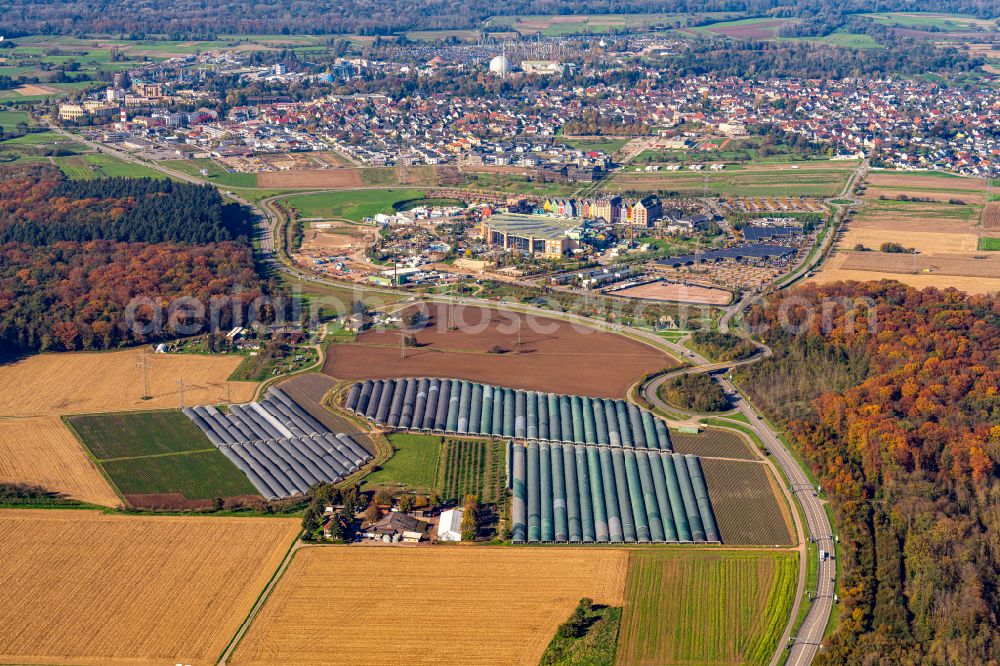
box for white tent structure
[437,508,464,541]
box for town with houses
[55,39,999,178]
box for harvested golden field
[840,226,977,254]
[232,546,628,666]
[0,417,119,507]
[0,349,257,416]
[0,509,300,666]
[808,195,1000,294]
[809,253,1000,295]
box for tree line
[0,0,993,38]
[736,282,999,664]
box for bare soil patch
[278,374,375,454]
[323,304,676,398]
[258,168,362,189]
[611,281,733,305]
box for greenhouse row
[509,441,720,544]
[184,388,371,500]
[344,378,674,450]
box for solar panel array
[184,388,371,500]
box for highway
[52,127,846,664]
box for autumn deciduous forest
[737,282,999,664]
[0,165,270,355]
[0,165,250,244]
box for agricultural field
[284,188,426,221]
[616,550,797,666]
[231,547,628,666]
[809,178,1000,294]
[0,109,33,128]
[438,438,508,508]
[979,237,1000,251]
[863,171,986,204]
[984,202,1000,231]
[0,509,300,666]
[485,12,740,36]
[701,459,794,546]
[323,303,677,398]
[611,281,733,306]
[53,153,168,180]
[0,416,119,507]
[161,158,259,187]
[0,348,258,417]
[671,428,757,460]
[68,410,258,507]
[361,432,441,493]
[862,12,998,33]
[691,16,797,40]
[605,163,853,198]
[561,137,630,154]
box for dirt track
[323,304,675,398]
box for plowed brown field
[0,510,300,665]
[701,459,794,546]
[0,417,119,506]
[258,168,362,189]
[231,546,628,666]
[984,202,1000,231]
[323,304,675,398]
[0,349,257,416]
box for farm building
[184,388,372,500]
[343,378,674,450]
[437,508,464,541]
[363,513,429,542]
[510,441,720,545]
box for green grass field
[978,237,1000,251]
[68,411,212,459]
[101,450,257,498]
[53,154,168,180]
[561,137,630,154]
[362,432,442,493]
[0,109,33,128]
[161,158,258,187]
[617,550,797,666]
[862,12,997,32]
[606,163,852,198]
[67,410,257,500]
[285,188,426,221]
[438,438,508,507]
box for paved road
[58,126,844,664]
